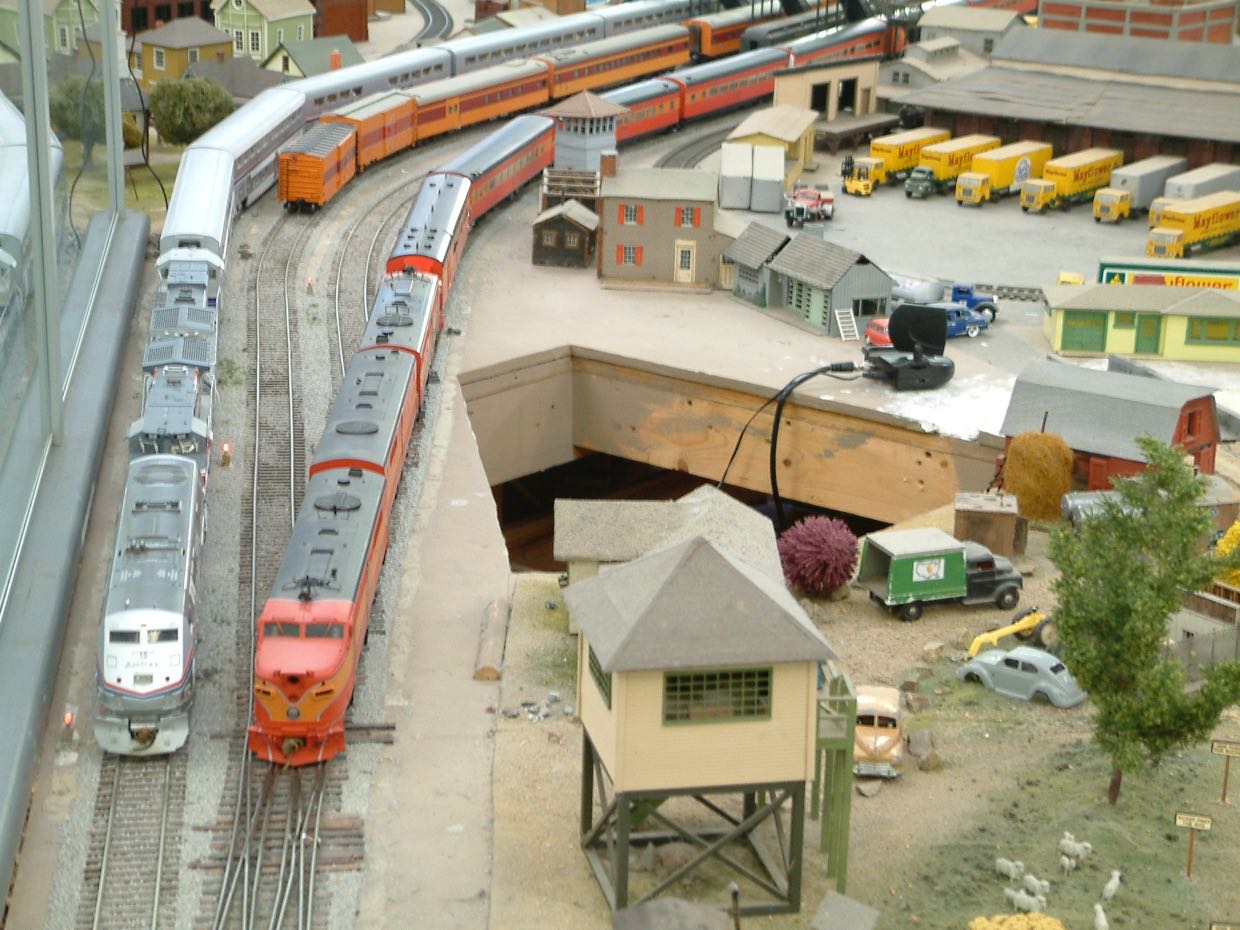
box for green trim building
[1042,283,1240,362]
[0,0,99,58]
[212,0,313,64]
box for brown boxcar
[321,90,415,171]
[279,121,358,211]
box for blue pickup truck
[891,278,1000,322]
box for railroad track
[77,753,186,930]
[411,0,453,42]
[655,127,734,169]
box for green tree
[1050,436,1240,803]
[49,75,106,168]
[149,78,234,146]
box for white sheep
[1022,873,1050,898]
[1002,887,1045,913]
[1093,902,1109,930]
[1101,869,1122,901]
[1060,854,1077,876]
[994,857,1025,880]
[1058,838,1093,860]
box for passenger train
[118,0,1038,759]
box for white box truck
[1164,163,1240,200]
[1092,155,1187,223]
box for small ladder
[834,307,860,342]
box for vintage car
[957,645,1087,708]
[853,685,904,778]
[863,303,987,347]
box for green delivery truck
[859,528,1023,621]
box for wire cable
[65,0,99,246]
[126,13,169,210]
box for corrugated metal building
[764,234,892,337]
[897,30,1240,164]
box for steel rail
[89,759,122,930]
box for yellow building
[727,104,819,192]
[565,535,834,914]
[1042,283,1240,362]
[137,18,233,90]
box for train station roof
[897,66,1240,145]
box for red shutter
[637,205,645,225]
[617,203,625,224]
[616,245,624,265]
[693,207,701,227]
[635,246,644,266]
[675,207,683,226]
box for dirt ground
[488,505,1240,930]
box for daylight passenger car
[957,645,1086,708]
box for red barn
[999,359,1218,490]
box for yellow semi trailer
[844,126,949,196]
[1147,191,1240,258]
[955,140,1053,206]
[904,134,1000,198]
[1019,148,1123,213]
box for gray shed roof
[137,18,232,48]
[724,221,789,269]
[766,233,873,291]
[184,57,283,100]
[1043,284,1240,319]
[999,359,1214,461]
[554,484,784,582]
[263,37,365,75]
[728,104,818,144]
[601,167,718,202]
[533,198,599,231]
[898,66,1240,145]
[919,6,1021,32]
[991,27,1240,86]
[565,536,834,673]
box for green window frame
[588,645,611,709]
[1186,317,1240,345]
[1112,312,1136,328]
[662,668,772,724]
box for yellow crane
[967,607,1058,657]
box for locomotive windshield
[264,622,301,637]
[109,630,140,643]
[147,629,180,643]
[305,623,345,639]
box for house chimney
[599,150,617,178]
[330,48,342,70]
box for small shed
[718,142,752,210]
[953,492,1027,558]
[724,221,789,306]
[916,5,1023,57]
[568,535,834,914]
[728,104,818,191]
[764,234,893,337]
[999,359,1219,489]
[751,145,785,212]
[532,198,598,268]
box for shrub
[777,516,858,596]
[1003,431,1073,521]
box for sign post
[1174,812,1212,879]
[1213,739,1240,805]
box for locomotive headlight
[287,707,301,720]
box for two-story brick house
[213,0,313,63]
[598,165,737,288]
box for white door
[674,240,696,284]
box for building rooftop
[918,5,1022,32]
[554,484,784,582]
[991,27,1240,87]
[1043,284,1240,319]
[137,18,232,48]
[533,198,599,231]
[212,0,314,20]
[728,104,818,144]
[262,36,364,75]
[185,56,283,99]
[898,66,1240,145]
[1000,359,1214,461]
[724,221,789,269]
[766,232,879,291]
[544,90,628,119]
[601,167,718,202]
[565,536,833,673]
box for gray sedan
[957,645,1087,708]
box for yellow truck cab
[904,134,999,199]
[1092,187,1131,223]
[1147,196,1178,228]
[1020,148,1123,213]
[862,126,949,189]
[955,140,1052,206]
[1147,191,1240,258]
[853,686,904,779]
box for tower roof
[544,90,628,119]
